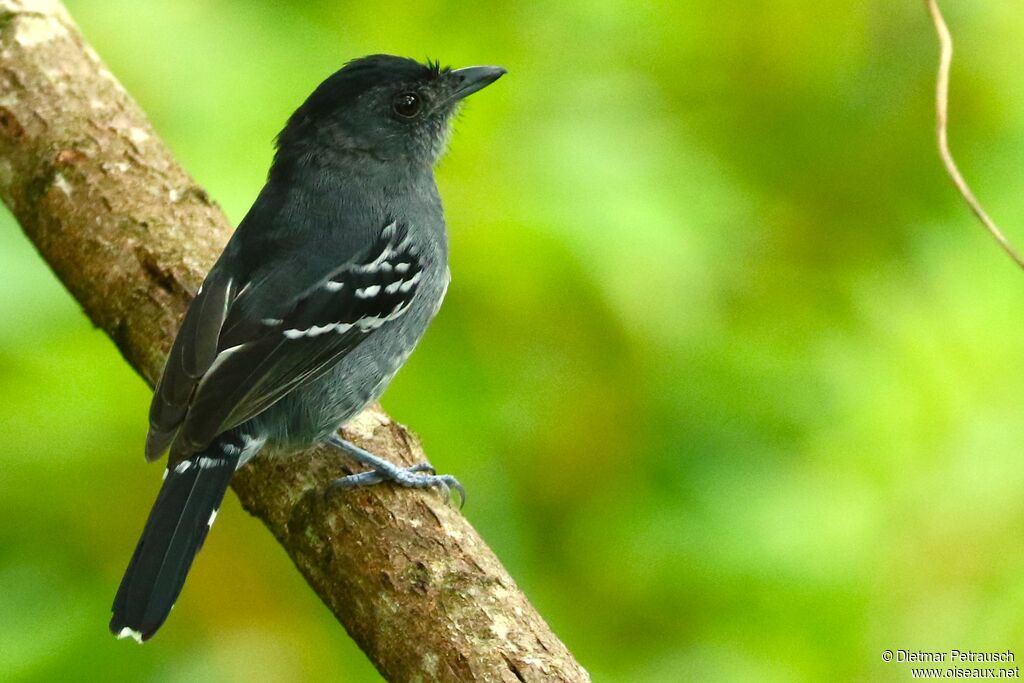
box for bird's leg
[325,434,465,506]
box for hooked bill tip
[448,65,507,101]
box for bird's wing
[146,269,236,460]
[145,221,424,462]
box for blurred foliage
[3,1,1024,681]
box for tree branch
[926,0,1024,271]
[0,1,589,680]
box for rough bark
[0,1,589,680]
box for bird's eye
[392,92,421,118]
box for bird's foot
[325,434,465,507]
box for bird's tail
[109,440,240,643]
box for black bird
[110,55,506,643]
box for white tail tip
[116,627,144,644]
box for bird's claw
[420,474,466,508]
[325,435,463,506]
[327,463,464,507]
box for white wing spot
[174,461,192,474]
[399,272,422,293]
[385,280,402,295]
[356,285,382,299]
[356,315,386,331]
[307,323,337,337]
[324,280,344,292]
[208,509,218,527]
[260,318,283,326]
[284,323,341,338]
[395,263,410,274]
[353,302,411,331]
[357,221,400,272]
[197,456,227,469]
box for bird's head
[274,54,505,173]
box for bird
[109,54,506,643]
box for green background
[3,1,1024,680]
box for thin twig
[926,0,1024,270]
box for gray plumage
[111,55,505,642]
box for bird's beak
[448,65,507,102]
